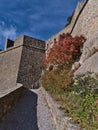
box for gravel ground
[0,88,56,130]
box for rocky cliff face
[72,0,98,78]
[74,31,98,78]
[70,0,98,78]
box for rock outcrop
[74,32,98,78]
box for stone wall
[17,36,45,88]
[0,35,45,90]
[0,45,23,96]
[0,36,23,120]
[0,35,45,120]
[0,86,24,120]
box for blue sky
[0,0,83,49]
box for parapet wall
[23,35,45,49]
[0,85,23,120]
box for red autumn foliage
[42,33,86,67]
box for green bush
[42,70,98,129]
[42,65,73,94]
[63,76,98,129]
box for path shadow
[0,88,39,130]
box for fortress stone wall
[0,42,23,97]
[17,36,45,88]
[0,35,45,92]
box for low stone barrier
[0,84,24,121]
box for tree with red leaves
[42,33,86,67]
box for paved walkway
[0,88,56,130]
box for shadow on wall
[0,88,39,130]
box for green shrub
[64,76,98,129]
[42,71,98,129]
[42,65,73,93]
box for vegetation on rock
[42,69,98,129]
[42,33,98,129]
[65,11,74,27]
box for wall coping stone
[23,35,45,42]
[0,45,23,54]
[0,83,23,98]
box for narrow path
[0,88,56,130]
[32,88,56,130]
